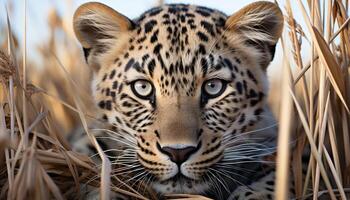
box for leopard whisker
[91,128,137,143]
[206,172,223,199]
[213,164,256,173]
[95,136,136,148]
[113,167,144,175]
[111,165,141,172]
[209,168,251,191]
[219,160,274,166]
[123,171,149,185]
[207,170,229,200]
[223,122,278,140]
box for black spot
[248,89,258,98]
[238,113,245,124]
[148,7,162,16]
[125,58,135,72]
[200,21,215,36]
[216,17,226,27]
[223,58,234,70]
[148,59,156,77]
[198,44,206,54]
[168,7,178,14]
[180,15,186,23]
[246,191,253,196]
[105,100,112,110]
[137,14,146,22]
[185,13,195,18]
[83,48,91,62]
[181,26,187,34]
[201,58,208,77]
[110,91,116,98]
[133,62,144,73]
[137,36,147,43]
[266,180,274,186]
[254,108,263,116]
[144,20,157,33]
[154,130,160,138]
[153,44,163,54]
[197,31,208,42]
[105,88,110,96]
[102,114,108,121]
[98,101,105,109]
[150,29,159,43]
[236,82,243,94]
[195,9,210,17]
[109,70,116,79]
[235,57,241,64]
[102,74,107,81]
[124,52,129,58]
[112,81,118,89]
[247,69,258,83]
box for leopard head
[73,1,283,196]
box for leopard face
[73,1,283,196]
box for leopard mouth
[161,173,201,184]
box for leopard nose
[158,142,201,165]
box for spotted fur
[72,1,284,199]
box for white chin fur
[152,180,209,194]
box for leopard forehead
[94,4,267,97]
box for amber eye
[131,80,153,99]
[202,79,227,98]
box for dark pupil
[209,83,215,88]
[141,84,147,89]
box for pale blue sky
[0,0,310,74]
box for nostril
[157,142,201,165]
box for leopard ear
[73,2,135,69]
[225,1,283,67]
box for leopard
[71,1,284,199]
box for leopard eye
[202,79,227,98]
[131,80,153,99]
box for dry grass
[0,0,349,199]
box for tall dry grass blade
[297,0,349,112]
[6,9,17,66]
[286,0,310,114]
[0,103,8,150]
[341,108,350,182]
[40,164,64,200]
[74,97,111,200]
[289,87,337,200]
[329,16,350,42]
[275,34,293,199]
[22,0,28,148]
[314,92,330,199]
[327,106,342,181]
[323,147,347,200]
